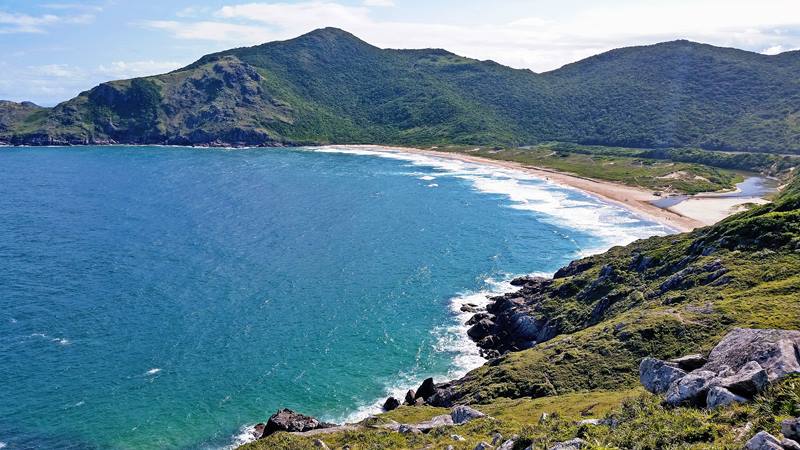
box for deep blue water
[0,146,670,449]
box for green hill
[2,28,800,153]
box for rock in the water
[549,438,587,450]
[665,370,716,406]
[261,409,333,437]
[706,386,747,408]
[783,417,800,441]
[703,328,800,381]
[669,354,707,371]
[382,396,400,411]
[744,431,784,450]
[450,405,486,424]
[253,423,265,438]
[467,318,496,340]
[716,361,768,397]
[415,377,436,401]
[312,439,330,449]
[404,389,416,405]
[639,357,687,394]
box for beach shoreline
[327,144,707,232]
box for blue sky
[2,0,799,106]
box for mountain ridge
[2,27,799,153]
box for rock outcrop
[260,409,334,438]
[639,328,800,407]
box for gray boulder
[312,439,330,449]
[398,424,421,434]
[783,438,800,450]
[451,405,486,424]
[549,438,587,450]
[665,370,716,406]
[639,357,687,394]
[783,417,800,441]
[703,328,800,381]
[415,414,453,431]
[473,442,493,450]
[745,431,783,450]
[497,438,517,450]
[669,354,707,371]
[716,361,768,397]
[706,386,747,409]
[491,432,504,445]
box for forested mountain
[2,28,799,153]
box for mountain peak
[291,27,369,45]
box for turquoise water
[0,146,670,449]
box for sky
[2,0,799,106]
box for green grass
[243,376,800,449]
[434,144,747,194]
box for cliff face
[3,28,800,152]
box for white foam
[0,441,6,449]
[427,183,438,188]
[29,333,70,345]
[145,368,161,375]
[309,146,673,250]
[328,274,539,425]
[223,424,259,449]
[419,175,436,181]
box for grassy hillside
[2,28,800,153]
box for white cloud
[363,0,394,6]
[0,11,60,33]
[141,0,800,72]
[0,8,96,33]
[216,2,372,30]
[144,20,273,43]
[32,64,82,78]
[96,60,185,78]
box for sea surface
[0,146,672,450]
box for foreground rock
[639,357,686,394]
[785,418,800,441]
[260,409,334,438]
[639,328,800,407]
[745,431,800,450]
[703,328,800,381]
[451,405,486,424]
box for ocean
[0,146,671,449]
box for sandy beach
[331,145,773,233]
[332,145,704,232]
